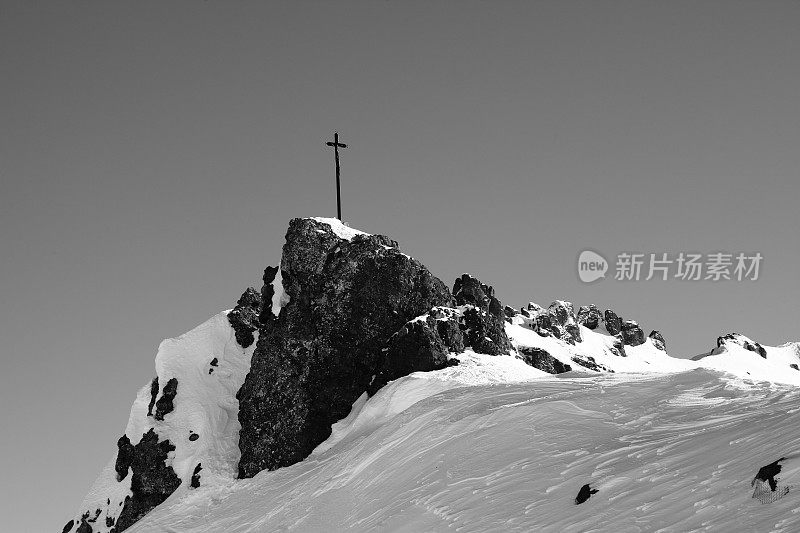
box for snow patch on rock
[310,217,370,241]
[270,268,289,317]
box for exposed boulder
[576,304,602,330]
[227,287,263,348]
[190,463,202,489]
[153,378,178,421]
[236,218,454,478]
[604,309,623,335]
[518,346,572,374]
[649,330,667,351]
[62,520,75,533]
[575,483,599,504]
[369,309,461,395]
[621,320,645,347]
[111,429,181,533]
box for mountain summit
[64,218,800,533]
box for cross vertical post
[326,132,348,220]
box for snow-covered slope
[70,310,800,532]
[73,312,256,531]
[65,217,800,533]
[125,360,800,532]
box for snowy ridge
[67,216,800,532]
[74,307,800,532]
[507,311,800,386]
[694,334,800,386]
[127,366,800,532]
[75,312,256,531]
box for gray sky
[1,1,799,531]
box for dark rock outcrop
[153,378,178,421]
[750,457,791,503]
[114,435,135,482]
[76,521,93,533]
[62,520,75,533]
[753,458,785,492]
[649,330,666,351]
[536,312,555,337]
[610,335,627,358]
[111,429,181,533]
[518,346,572,374]
[526,302,544,314]
[370,308,462,395]
[575,483,598,504]
[621,320,645,347]
[547,301,582,344]
[453,274,513,354]
[453,273,498,312]
[227,287,263,348]
[236,218,454,478]
[190,463,202,489]
[571,355,614,373]
[604,310,623,336]
[576,304,601,330]
[146,377,158,417]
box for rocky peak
[714,333,768,358]
[621,320,645,347]
[649,330,667,351]
[576,304,602,330]
[547,300,582,344]
[603,309,623,336]
[453,273,502,316]
[236,218,454,478]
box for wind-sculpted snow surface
[126,366,800,532]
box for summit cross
[325,131,348,221]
